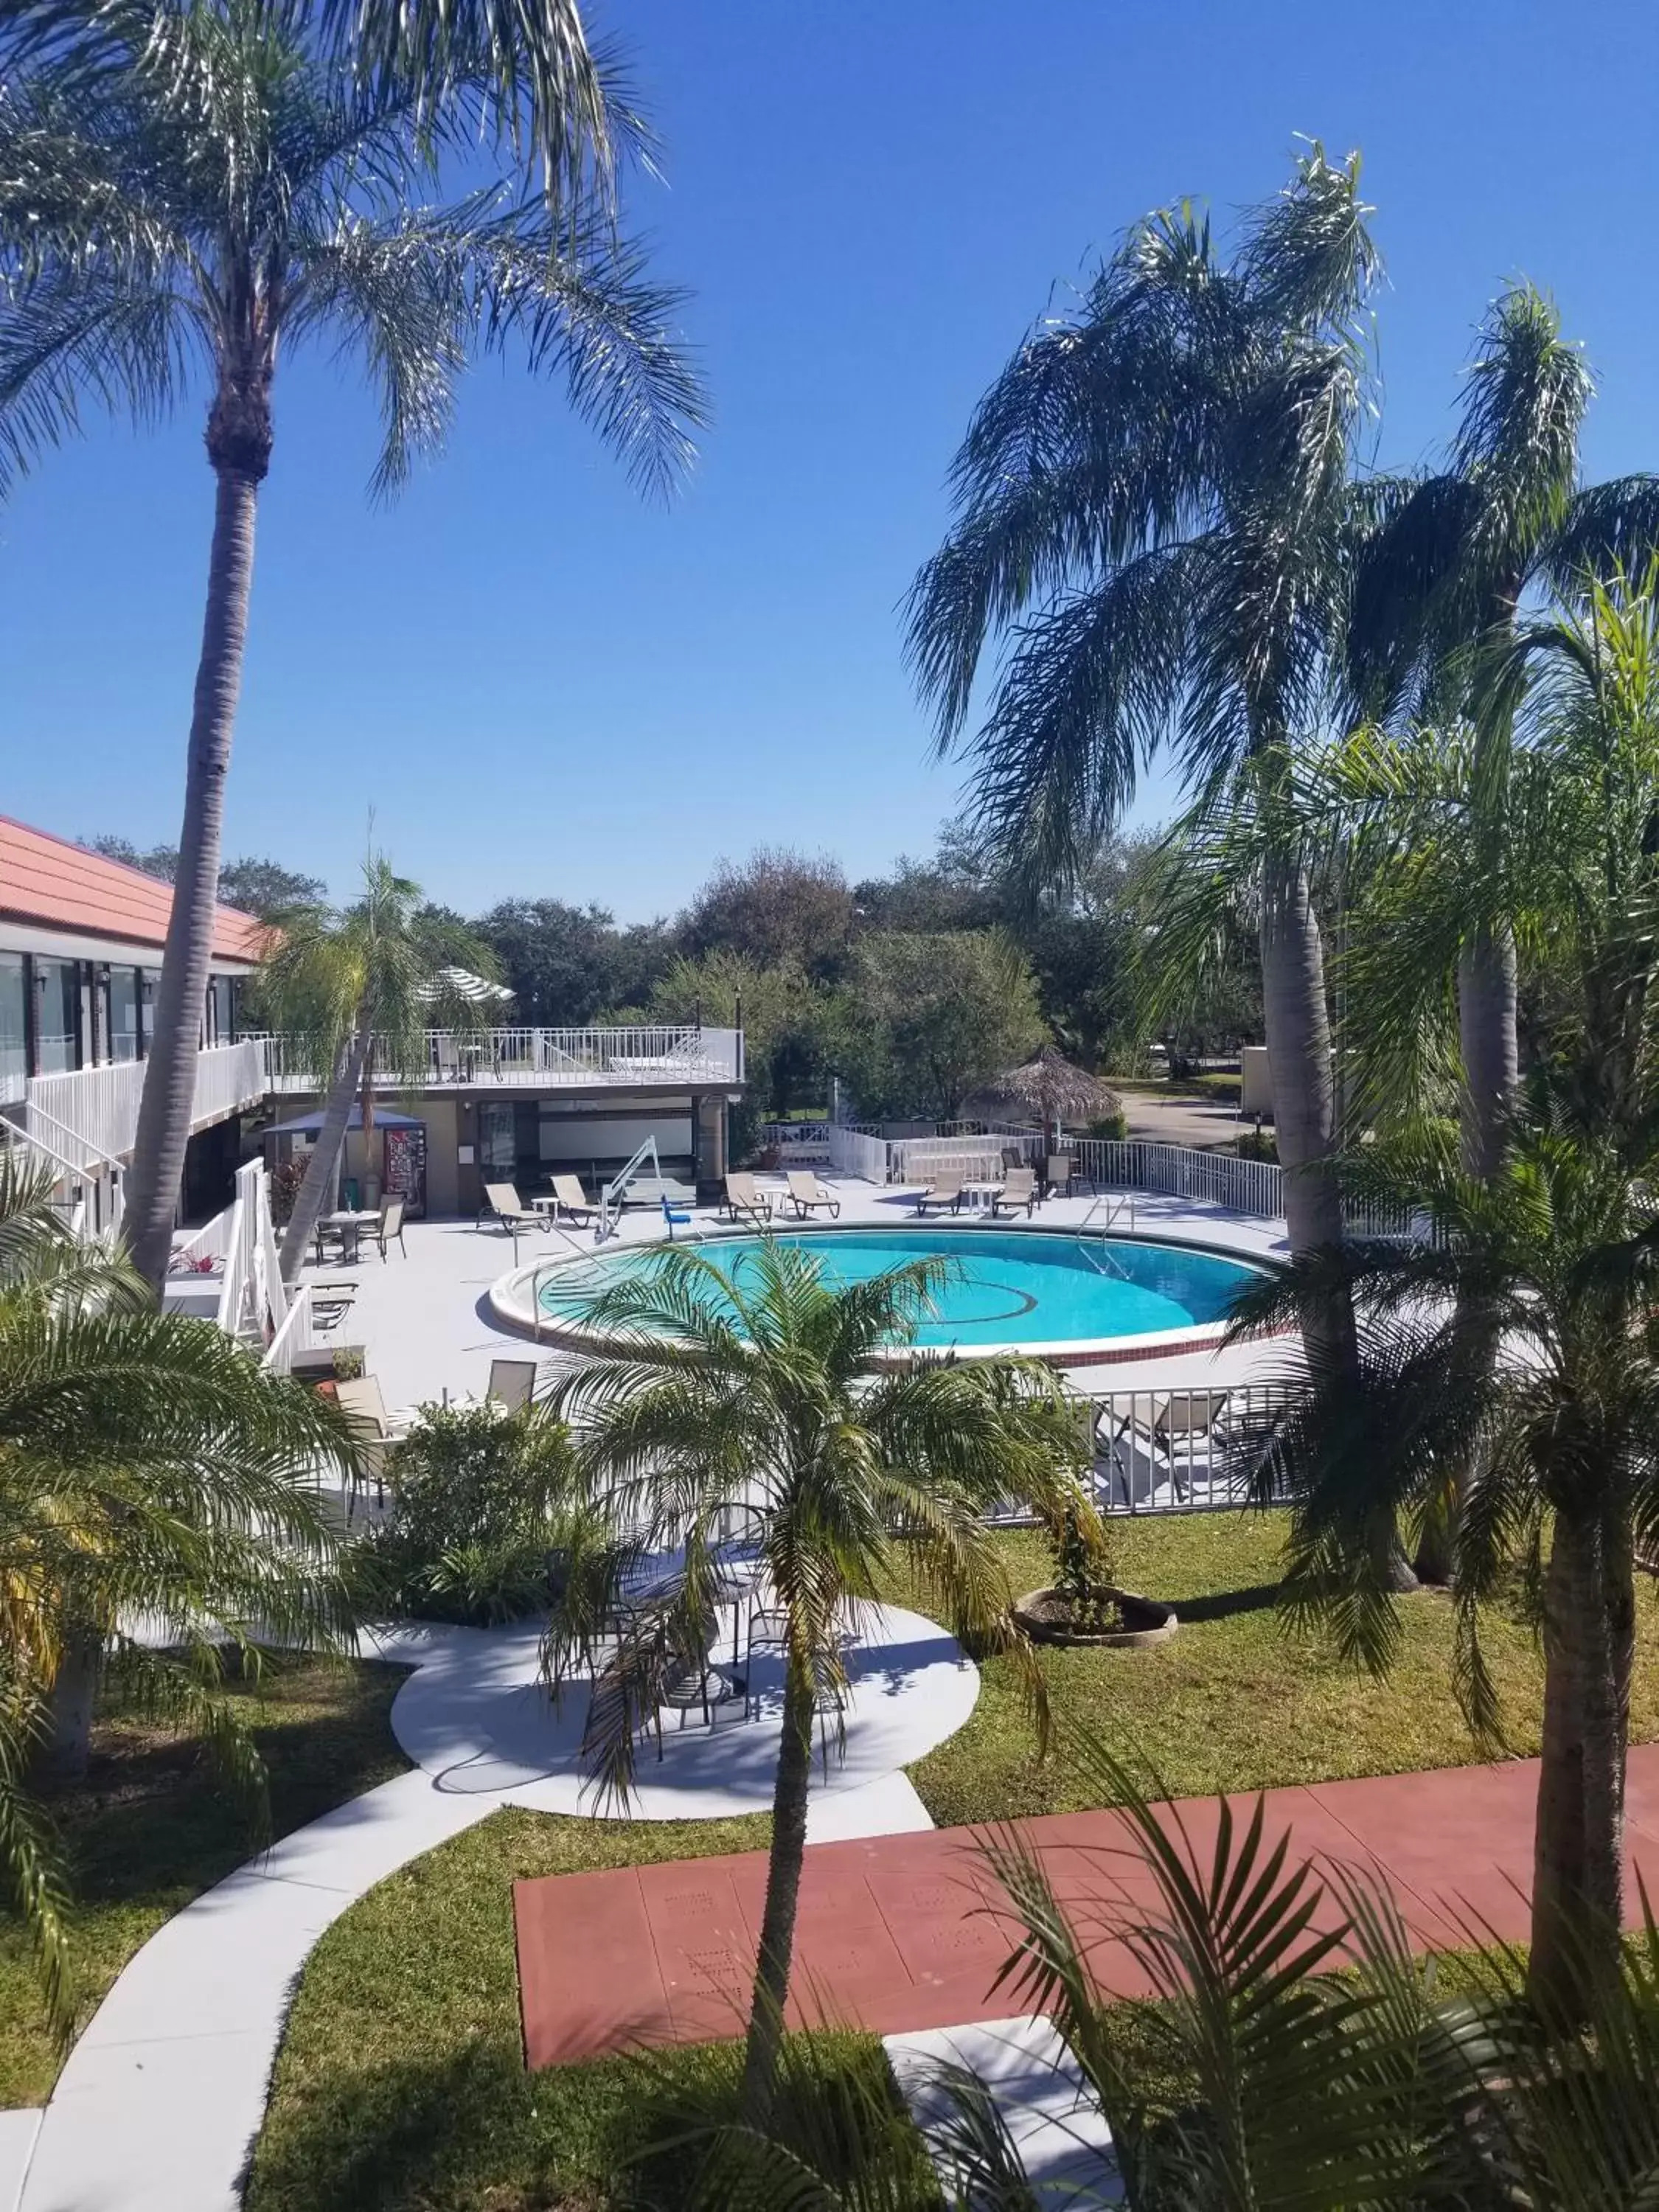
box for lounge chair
[913,1170,964,1215]
[723,1172,773,1225]
[991,1164,1039,1217]
[487,1357,538,1413]
[372,1195,407,1259]
[1107,1391,1233,1504]
[480,1181,543,1237]
[785,1170,841,1219]
[550,1172,596,1224]
[307,1279,358,1334]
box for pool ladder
[1076,1191,1136,1281]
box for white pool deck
[305,1174,1293,1421]
[13,1177,1290,2212]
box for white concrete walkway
[16,1601,958,2212]
[886,2014,1121,2208]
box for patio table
[959,1180,1006,1214]
[316,1208,382,1265]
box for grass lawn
[896,1512,1659,1826]
[248,1806,779,2212]
[0,1655,410,2108]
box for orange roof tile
[0,818,268,964]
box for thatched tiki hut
[964,1044,1121,1147]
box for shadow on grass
[1165,1582,1279,1624]
[248,2030,895,2212]
[247,2043,531,2212]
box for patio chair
[991,1164,1039,1217]
[372,1195,407,1259]
[913,1169,964,1215]
[334,1374,400,1520]
[550,1172,596,1224]
[1107,1391,1233,1505]
[745,1605,790,1721]
[479,1181,543,1237]
[723,1172,773,1226]
[313,1217,349,1267]
[487,1357,538,1413]
[785,1170,841,1219]
[1046,1153,1078,1199]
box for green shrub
[349,1400,579,1625]
[1237,1123,1279,1163]
[1085,1109,1129,1142]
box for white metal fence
[758,1120,832,1161]
[820,1121,1286,1221]
[256,1025,743,1093]
[1068,1138,1283,1218]
[826,1122,890,1183]
[984,1380,1295,1520]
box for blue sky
[4,0,1657,922]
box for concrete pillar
[695,1093,728,1203]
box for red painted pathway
[515,1745,1659,2067]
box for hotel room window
[110,967,141,1061]
[0,957,25,1096]
[34,959,81,1073]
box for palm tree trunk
[279,1023,370,1287]
[1457,924,1519,1178]
[1530,1508,1634,2015]
[741,1647,815,2122]
[359,1048,378,1208]
[38,1621,101,1788]
[124,463,263,1293]
[1405,930,1521,1582]
[1259,850,1354,1377]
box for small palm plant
[1225,1117,1659,2017]
[543,1239,1093,2119]
[0,0,705,1292]
[0,1148,359,2031]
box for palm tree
[0,0,706,1295]
[686,1736,1659,2211]
[260,855,496,1285]
[1346,285,1659,1175]
[1228,1120,1659,2015]
[0,1146,359,2028]
[905,147,1378,1376]
[543,1240,1092,2120]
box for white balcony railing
[254,1025,744,1093]
[18,1026,746,1180]
[24,1039,269,1169]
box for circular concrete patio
[381,1601,979,1819]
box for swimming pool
[532,1227,1265,1355]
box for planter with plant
[1014,1499,1177,1647]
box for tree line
[86,821,1263,1125]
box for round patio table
[317,1208,382,1265]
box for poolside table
[316,1208,382,1265]
[959,1179,1006,1214]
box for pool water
[538,1228,1264,1349]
